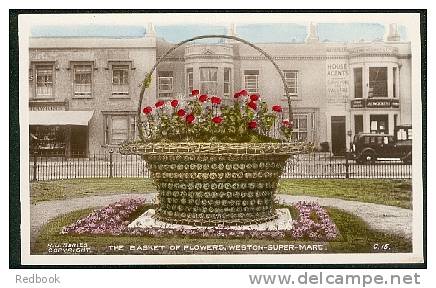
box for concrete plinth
[128,208,293,231]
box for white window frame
[35,64,54,98]
[224,67,232,97]
[186,68,193,95]
[368,67,388,98]
[111,65,129,97]
[73,64,93,97]
[104,114,136,145]
[158,71,174,99]
[244,70,259,93]
[200,67,218,95]
[291,114,309,141]
[283,70,298,96]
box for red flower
[239,89,248,96]
[170,99,179,108]
[211,96,221,105]
[186,113,195,124]
[282,119,293,128]
[142,106,153,114]
[177,109,186,117]
[212,116,223,124]
[248,120,257,129]
[250,94,260,101]
[272,105,283,112]
[199,94,208,103]
[191,89,199,96]
[247,101,257,110]
[155,100,165,108]
[234,92,241,98]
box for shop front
[29,110,94,157]
[350,98,400,137]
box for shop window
[105,115,136,145]
[370,115,389,134]
[30,126,66,156]
[368,67,387,98]
[283,70,298,96]
[186,68,193,95]
[200,67,218,95]
[35,65,54,98]
[291,114,308,141]
[112,65,129,96]
[354,67,363,98]
[224,68,231,97]
[244,70,259,93]
[354,115,363,135]
[158,71,174,98]
[73,64,92,97]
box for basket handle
[137,34,294,142]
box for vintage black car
[350,125,412,164]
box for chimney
[226,23,237,43]
[305,22,319,44]
[386,23,400,42]
[146,22,156,38]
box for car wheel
[402,153,412,164]
[361,150,376,164]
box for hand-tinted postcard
[14,11,425,266]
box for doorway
[70,125,88,157]
[331,116,346,156]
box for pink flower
[282,119,293,128]
[170,99,179,108]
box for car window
[370,137,375,144]
[377,137,383,144]
[364,137,370,144]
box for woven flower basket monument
[120,35,311,226]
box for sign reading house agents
[326,61,350,103]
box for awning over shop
[29,111,94,126]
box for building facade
[28,23,412,156]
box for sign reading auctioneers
[351,98,400,109]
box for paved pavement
[30,193,412,246]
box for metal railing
[29,151,412,182]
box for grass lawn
[31,205,412,255]
[278,179,412,209]
[30,178,156,204]
[30,178,412,209]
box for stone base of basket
[128,208,293,232]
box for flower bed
[61,198,339,241]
